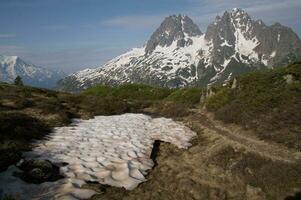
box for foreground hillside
[1,62,301,199]
[0,83,178,174]
[205,61,301,150]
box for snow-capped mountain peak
[58,9,301,91]
[231,8,248,17]
[0,55,64,88]
[145,15,202,55]
[0,55,18,63]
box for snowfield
[0,114,196,199]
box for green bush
[155,102,190,118]
[165,88,203,105]
[85,84,172,101]
[205,87,233,111]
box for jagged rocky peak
[229,8,254,35]
[230,8,249,18]
[145,14,202,54]
[206,8,252,40]
[57,8,301,91]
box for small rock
[246,184,266,200]
[231,78,238,89]
[284,74,294,84]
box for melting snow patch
[270,51,276,58]
[221,40,233,47]
[0,113,196,199]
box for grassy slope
[1,63,301,199]
[205,61,301,149]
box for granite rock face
[145,15,202,55]
[58,8,301,91]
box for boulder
[14,159,64,184]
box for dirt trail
[185,109,301,163]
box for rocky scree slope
[58,8,301,91]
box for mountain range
[0,55,64,89]
[59,9,301,91]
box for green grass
[85,83,209,106]
[205,61,301,149]
[85,84,173,101]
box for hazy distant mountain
[58,8,301,91]
[0,55,64,88]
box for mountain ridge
[58,8,301,91]
[0,55,64,88]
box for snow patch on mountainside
[150,34,211,74]
[68,34,214,88]
[230,10,260,63]
[103,47,145,71]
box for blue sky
[0,0,301,73]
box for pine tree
[14,76,24,86]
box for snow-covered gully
[0,113,196,199]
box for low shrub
[85,84,172,101]
[155,102,191,118]
[165,88,203,105]
[205,62,301,149]
[205,87,233,111]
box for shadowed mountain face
[145,15,203,55]
[58,8,301,92]
[0,55,64,89]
